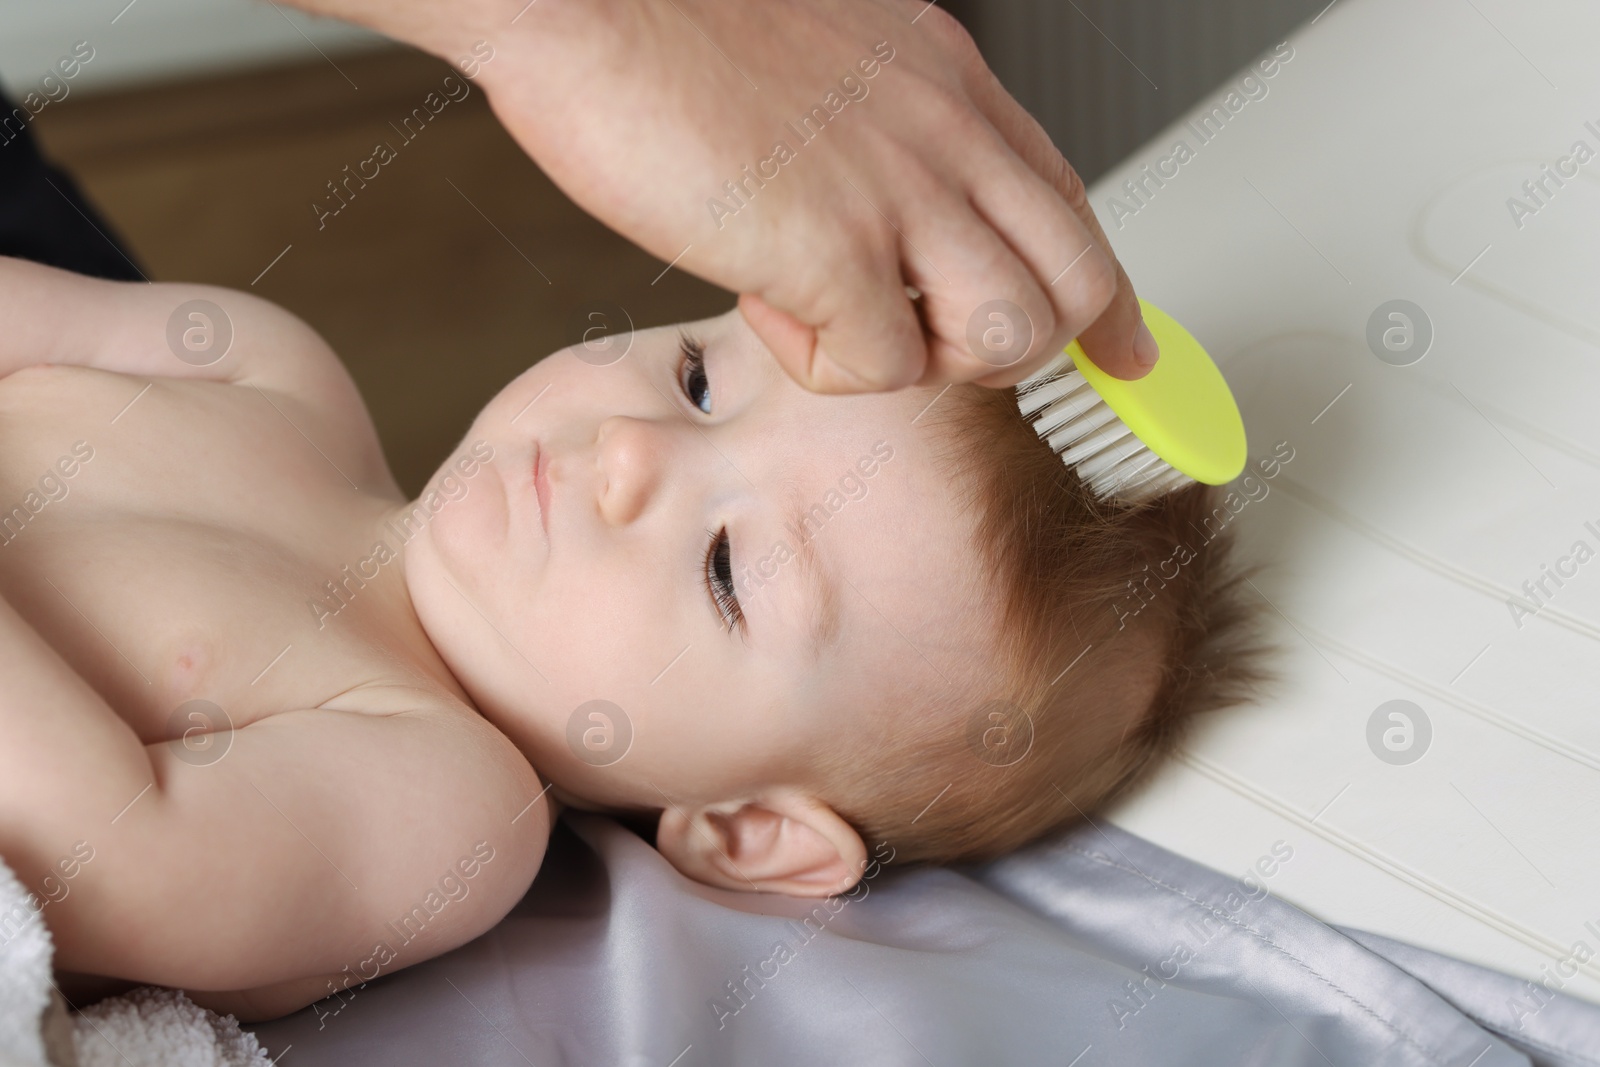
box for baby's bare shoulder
[305,685,556,904]
[212,693,555,1016]
[36,681,552,1003]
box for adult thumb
[1068,251,1158,381]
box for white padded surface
[1097,0,1600,1004]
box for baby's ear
[656,790,866,897]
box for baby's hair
[815,382,1271,868]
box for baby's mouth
[532,443,552,540]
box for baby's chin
[406,482,519,631]
[527,767,651,827]
[545,782,619,820]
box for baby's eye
[678,334,711,414]
[704,527,745,633]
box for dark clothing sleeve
[0,89,146,282]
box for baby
[0,254,1261,1022]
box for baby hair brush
[1014,299,1247,503]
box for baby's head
[402,308,1264,897]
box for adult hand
[287,0,1158,391]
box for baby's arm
[0,256,345,391]
[0,255,395,495]
[0,589,552,1011]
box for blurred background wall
[1,0,1324,495]
[0,0,384,95]
[945,0,1328,183]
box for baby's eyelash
[702,527,746,634]
[678,333,710,414]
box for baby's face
[403,308,994,823]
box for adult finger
[846,171,1072,389]
[959,128,1121,387]
[959,50,1158,380]
[745,162,1067,394]
[738,230,928,394]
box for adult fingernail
[1132,317,1160,368]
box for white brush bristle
[1015,353,1194,504]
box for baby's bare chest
[0,365,448,739]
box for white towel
[0,851,56,1067]
[0,853,272,1067]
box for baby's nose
[595,415,667,526]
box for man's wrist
[276,0,521,65]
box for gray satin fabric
[246,812,1600,1065]
[1334,929,1600,1067]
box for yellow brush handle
[1065,300,1247,486]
